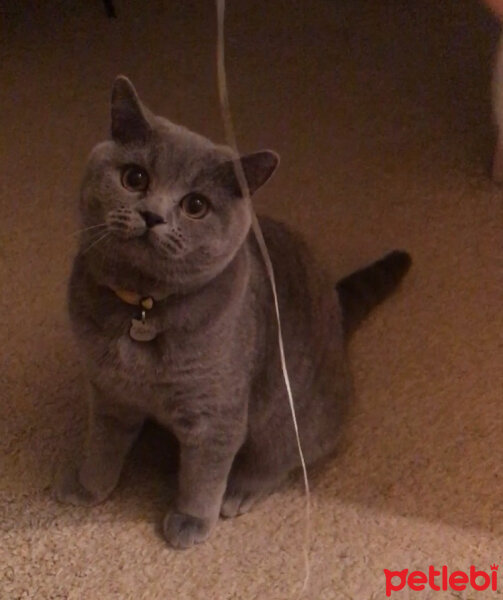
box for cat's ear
[240,151,280,195]
[111,76,153,144]
[218,150,280,196]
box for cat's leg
[221,419,335,518]
[163,415,245,549]
[55,382,144,506]
[220,446,289,518]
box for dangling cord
[215,1,311,596]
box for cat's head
[79,76,279,295]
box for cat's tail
[336,250,412,337]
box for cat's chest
[90,323,242,414]
[117,330,227,380]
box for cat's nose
[139,210,165,228]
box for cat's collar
[110,287,159,342]
[111,287,155,311]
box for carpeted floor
[1,1,502,598]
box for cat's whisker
[80,232,111,255]
[68,223,108,238]
[78,228,111,248]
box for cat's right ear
[214,151,280,197]
[111,76,152,145]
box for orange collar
[111,287,155,310]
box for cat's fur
[55,76,411,549]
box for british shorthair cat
[55,76,411,549]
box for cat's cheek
[106,210,146,240]
[84,193,101,212]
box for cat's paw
[163,511,212,549]
[53,465,108,507]
[220,489,265,518]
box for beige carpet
[1,1,502,598]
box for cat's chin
[82,237,169,295]
[90,260,172,300]
[102,232,173,266]
[82,228,239,299]
[108,230,187,264]
[83,241,210,299]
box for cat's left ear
[219,150,280,196]
[111,76,153,145]
[240,150,280,195]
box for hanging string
[215,1,311,596]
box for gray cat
[55,76,411,549]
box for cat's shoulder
[255,215,306,249]
[253,215,311,263]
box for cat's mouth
[86,231,210,300]
[96,225,185,271]
[102,206,189,261]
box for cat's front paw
[163,511,213,549]
[54,465,107,507]
[221,476,278,518]
[220,489,265,518]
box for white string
[215,1,311,596]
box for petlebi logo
[383,564,498,597]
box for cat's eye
[180,193,210,219]
[121,165,149,192]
